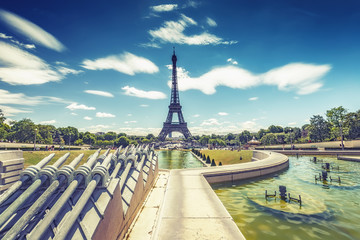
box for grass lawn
[22,149,113,168]
[200,150,253,165]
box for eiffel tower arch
[158,48,192,141]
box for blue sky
[0,0,359,136]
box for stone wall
[0,151,24,193]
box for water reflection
[212,156,360,240]
[157,150,204,169]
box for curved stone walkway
[127,151,289,240]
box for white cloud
[124,120,137,124]
[81,52,159,75]
[0,104,31,116]
[294,96,299,100]
[84,116,92,120]
[249,97,258,101]
[174,63,331,95]
[227,58,238,65]
[151,4,178,12]
[206,17,217,27]
[66,103,95,111]
[218,112,228,116]
[0,89,70,107]
[96,112,115,118]
[122,86,167,99]
[0,33,11,39]
[118,127,161,136]
[0,9,65,52]
[288,122,297,126]
[84,90,114,98]
[127,114,132,117]
[239,120,260,132]
[71,112,77,116]
[140,104,149,107]
[0,89,42,105]
[40,120,56,124]
[86,124,111,132]
[262,63,330,95]
[201,118,220,126]
[0,41,62,85]
[148,14,237,46]
[193,114,200,118]
[56,66,83,75]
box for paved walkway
[127,169,244,240]
[127,151,289,240]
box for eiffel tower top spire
[170,47,179,105]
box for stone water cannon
[315,170,341,184]
[310,157,323,163]
[27,149,102,240]
[279,185,287,200]
[2,153,85,240]
[265,186,302,206]
[322,162,331,171]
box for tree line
[0,106,359,147]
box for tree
[115,136,130,147]
[10,119,37,143]
[83,132,96,145]
[146,133,155,140]
[58,126,79,145]
[308,115,330,142]
[199,135,210,145]
[104,131,117,141]
[0,109,5,124]
[326,106,348,149]
[260,133,277,145]
[344,110,360,140]
[268,125,283,133]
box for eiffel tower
[158,48,192,141]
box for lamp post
[339,121,344,151]
[33,128,37,151]
[68,133,72,151]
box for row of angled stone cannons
[0,144,158,240]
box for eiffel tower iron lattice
[158,48,192,141]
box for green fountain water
[157,150,204,169]
[212,156,360,240]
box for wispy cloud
[0,89,70,107]
[206,17,217,27]
[0,41,63,85]
[193,114,200,118]
[218,112,228,116]
[56,66,83,75]
[40,120,56,124]
[0,104,31,116]
[0,9,65,52]
[201,118,221,126]
[140,104,149,107]
[173,63,331,95]
[249,97,258,101]
[84,90,114,98]
[0,32,35,49]
[66,103,95,111]
[288,122,297,126]
[96,112,115,118]
[81,52,159,75]
[84,116,92,120]
[124,120,137,124]
[148,14,237,46]
[122,86,167,99]
[151,4,178,12]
